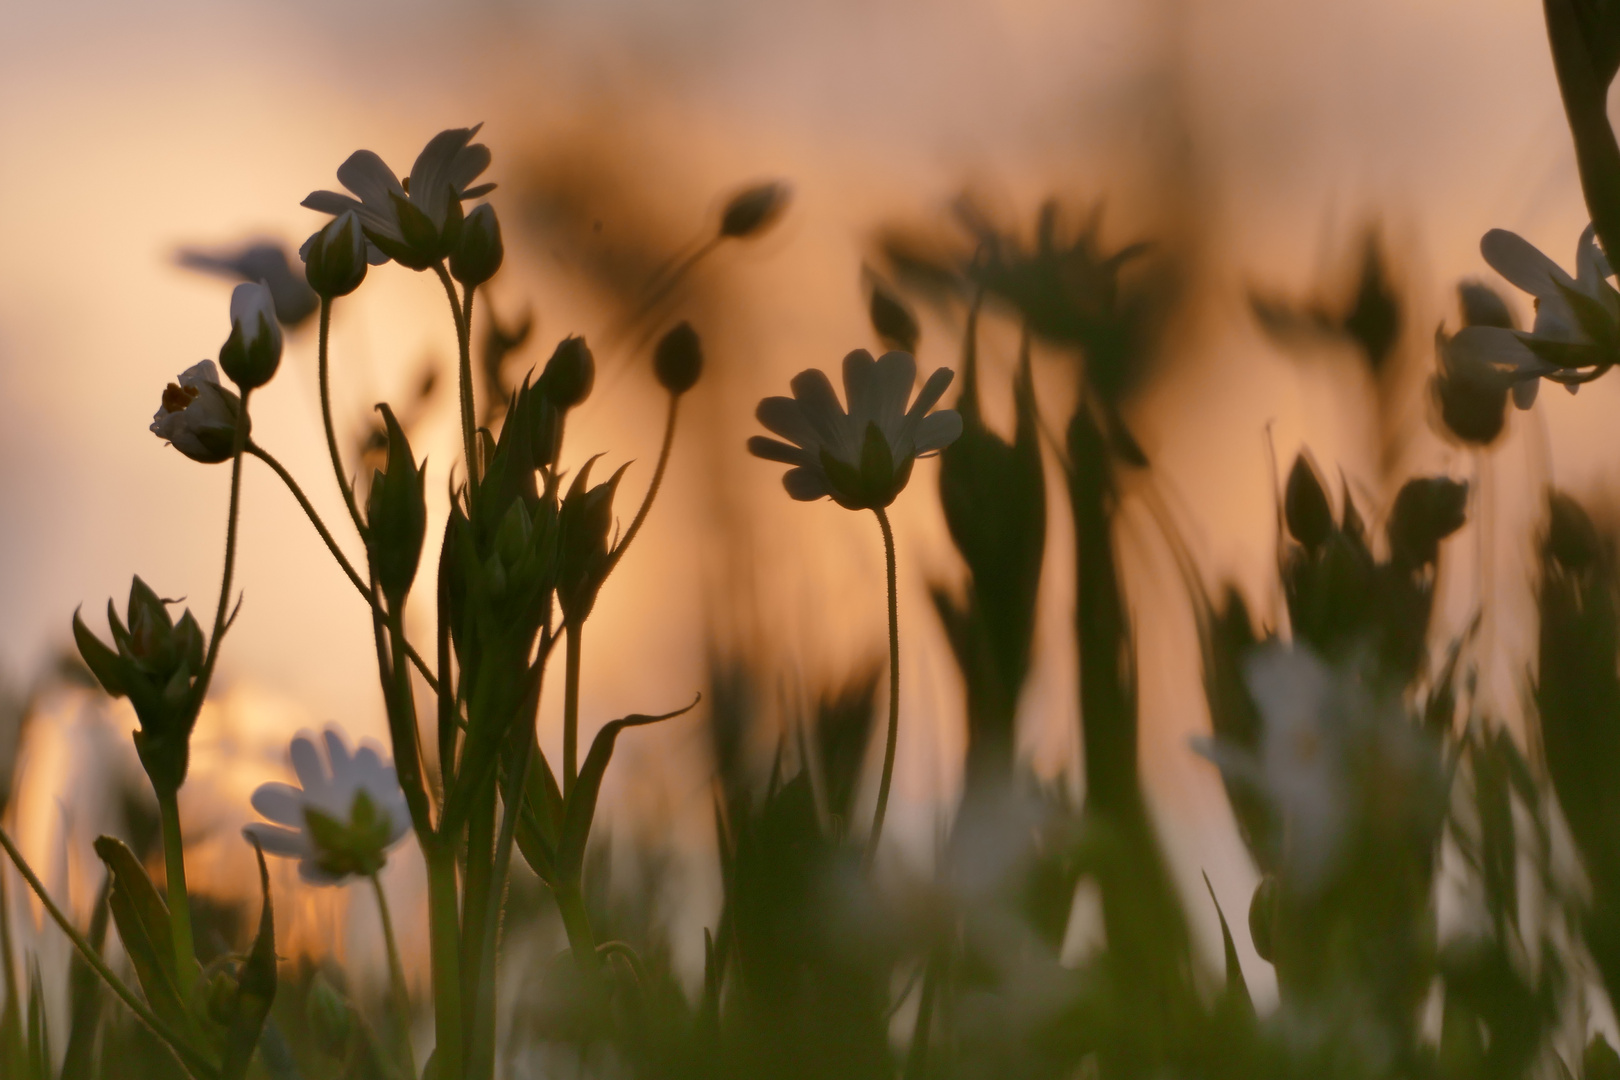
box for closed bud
[540,336,595,409]
[366,404,427,607]
[301,211,369,298]
[218,282,283,390]
[719,181,791,239]
[557,456,629,620]
[653,321,703,395]
[450,203,504,287]
[1387,476,1468,568]
[869,282,919,354]
[1284,455,1333,551]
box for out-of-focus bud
[73,577,207,795]
[1248,875,1278,963]
[1547,491,1605,572]
[869,282,919,355]
[1284,454,1333,551]
[540,336,595,409]
[1457,281,1514,330]
[718,181,791,239]
[301,211,369,299]
[653,321,703,395]
[218,282,283,390]
[1387,477,1469,568]
[150,360,247,464]
[450,203,504,288]
[305,973,354,1058]
[366,404,427,607]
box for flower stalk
[864,506,901,868]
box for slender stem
[601,394,680,581]
[157,792,197,998]
[563,623,583,797]
[247,442,440,694]
[903,947,943,1080]
[383,608,434,839]
[0,849,19,1052]
[369,873,416,1079]
[436,265,479,492]
[0,824,214,1080]
[864,506,901,869]
[317,297,367,538]
[554,880,601,990]
[468,740,533,1080]
[424,844,464,1080]
[194,388,251,709]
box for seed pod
[653,322,703,395]
[540,336,595,409]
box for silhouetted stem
[157,793,197,999]
[317,297,367,538]
[602,393,680,581]
[194,387,250,710]
[424,845,464,1080]
[436,265,479,491]
[563,623,583,796]
[370,872,415,1079]
[864,506,901,868]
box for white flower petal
[783,466,830,501]
[1513,377,1540,409]
[323,729,354,780]
[1578,224,1611,291]
[869,351,917,437]
[409,127,481,228]
[756,396,820,451]
[790,368,855,460]
[748,435,813,467]
[1481,229,1575,300]
[912,410,964,454]
[841,350,880,429]
[288,735,328,795]
[250,782,307,827]
[298,859,347,886]
[177,360,220,389]
[243,823,312,859]
[1449,325,1554,376]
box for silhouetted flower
[1452,225,1618,406]
[176,239,319,326]
[300,211,370,299]
[150,360,246,464]
[243,729,409,885]
[303,126,494,271]
[749,350,962,509]
[218,281,283,390]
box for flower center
[161,383,200,414]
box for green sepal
[384,191,444,271]
[1553,275,1620,348]
[555,696,700,885]
[92,836,192,1034]
[73,608,128,697]
[1523,333,1610,371]
[216,842,276,1080]
[367,403,428,607]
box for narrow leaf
[93,836,190,1030]
[218,843,276,1080]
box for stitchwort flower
[748,349,962,510]
[244,729,410,884]
[1452,225,1620,405]
[219,281,283,390]
[150,360,247,464]
[303,125,494,272]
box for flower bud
[366,404,427,607]
[557,456,629,621]
[450,203,504,287]
[218,282,283,390]
[1387,476,1468,568]
[1283,455,1333,551]
[540,336,595,409]
[869,282,919,354]
[301,211,369,298]
[653,321,703,395]
[151,360,248,464]
[719,181,791,239]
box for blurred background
[0,0,1609,1019]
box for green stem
[317,297,367,538]
[0,824,215,1080]
[157,793,197,998]
[369,873,416,1079]
[436,265,479,492]
[864,506,901,869]
[601,393,680,581]
[193,388,251,710]
[247,442,439,694]
[468,740,532,1080]
[382,608,434,839]
[0,848,19,1053]
[554,880,601,991]
[424,845,464,1080]
[563,623,583,797]
[903,947,943,1080]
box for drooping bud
[653,321,704,395]
[301,210,369,298]
[218,282,283,390]
[366,404,427,607]
[450,203,504,287]
[719,181,791,239]
[1283,454,1333,551]
[150,360,248,464]
[540,336,595,409]
[869,282,919,354]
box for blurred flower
[243,729,409,884]
[299,211,369,299]
[218,281,283,390]
[150,360,246,464]
[303,125,494,271]
[1451,225,1619,406]
[749,350,962,509]
[175,239,319,326]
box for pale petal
[1449,325,1553,376]
[913,409,964,454]
[841,350,880,428]
[1513,378,1540,409]
[1481,229,1574,299]
[243,823,312,859]
[288,735,328,795]
[250,782,307,827]
[177,360,220,390]
[757,396,821,451]
[323,729,354,779]
[298,859,347,886]
[790,368,854,458]
[869,351,917,436]
[1578,225,1611,291]
[905,367,955,420]
[782,466,830,501]
[748,435,811,466]
[409,127,479,228]
[301,191,364,217]
[337,150,405,208]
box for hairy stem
[563,622,583,797]
[317,297,367,538]
[157,793,197,999]
[436,265,479,492]
[370,873,416,1079]
[864,506,901,869]
[194,387,251,709]
[601,393,680,582]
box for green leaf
[556,696,700,884]
[93,835,191,1031]
[25,962,48,1080]
[1203,872,1254,1026]
[217,843,276,1080]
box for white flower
[243,729,410,885]
[1451,225,1619,407]
[150,360,245,464]
[748,349,963,509]
[217,281,284,390]
[302,126,494,270]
